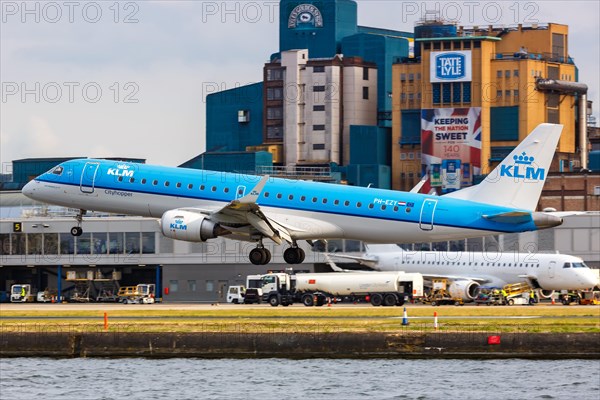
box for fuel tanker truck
[258,271,424,307]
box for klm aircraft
[23,124,564,265]
[329,245,599,302]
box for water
[1,358,599,399]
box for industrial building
[392,21,589,192]
[205,0,596,192]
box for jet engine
[161,210,229,242]
[447,280,480,301]
[538,289,554,300]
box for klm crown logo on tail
[500,152,545,180]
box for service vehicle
[10,284,36,302]
[242,288,261,304]
[117,284,156,304]
[226,285,246,304]
[426,279,464,306]
[258,271,423,307]
[578,290,600,305]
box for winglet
[238,175,269,204]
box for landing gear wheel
[70,226,83,237]
[249,248,264,265]
[283,247,305,264]
[262,248,271,264]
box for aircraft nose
[22,180,37,199]
[583,271,600,289]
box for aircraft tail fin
[444,123,562,210]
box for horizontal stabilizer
[483,211,532,224]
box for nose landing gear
[70,209,86,237]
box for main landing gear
[249,242,271,265]
[70,209,86,237]
[283,245,305,265]
[248,242,306,265]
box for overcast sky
[1,0,598,170]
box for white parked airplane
[23,123,564,265]
[329,244,599,301]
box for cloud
[1,0,598,168]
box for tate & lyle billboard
[421,108,482,192]
[430,51,472,82]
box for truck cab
[260,273,294,307]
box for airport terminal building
[1,186,598,302]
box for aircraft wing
[327,253,380,270]
[419,273,490,284]
[178,175,338,245]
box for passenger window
[165,181,170,187]
[322,199,327,204]
[118,176,123,182]
[334,200,339,205]
[300,196,306,201]
[288,195,294,200]
[200,185,205,191]
[211,186,216,192]
[264,192,269,198]
[152,180,158,186]
[312,197,317,203]
[368,204,374,209]
[188,184,193,189]
[344,201,350,206]
[356,202,362,207]
[129,177,135,183]
[277,193,282,199]
[176,183,182,188]
[393,206,398,212]
[224,188,229,193]
[381,205,386,211]
[141,178,147,184]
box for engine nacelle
[447,280,480,301]
[538,289,555,300]
[161,210,227,242]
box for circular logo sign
[288,4,323,29]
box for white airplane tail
[445,123,562,211]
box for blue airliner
[23,124,564,265]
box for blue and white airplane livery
[23,124,564,265]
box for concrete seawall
[2,332,599,359]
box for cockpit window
[563,263,571,268]
[52,166,64,175]
[572,262,587,268]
